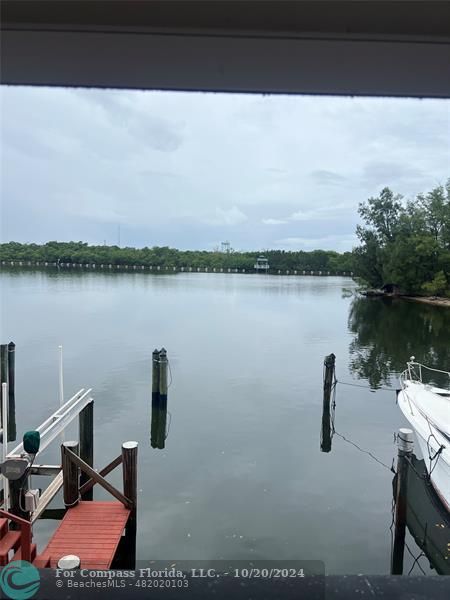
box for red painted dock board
[39,501,130,569]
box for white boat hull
[397,383,450,512]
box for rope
[167,359,173,389]
[405,544,426,576]
[165,411,172,440]
[333,431,394,472]
[426,432,445,477]
[328,383,394,473]
[335,379,395,392]
[64,494,82,508]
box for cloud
[289,204,348,221]
[310,170,346,185]
[265,167,287,174]
[205,207,248,227]
[1,88,448,251]
[262,218,287,225]
[360,161,428,190]
[275,234,359,251]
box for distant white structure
[221,241,232,253]
[254,256,270,272]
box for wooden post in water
[122,441,138,568]
[7,342,16,441]
[159,348,168,407]
[0,345,7,439]
[158,349,168,447]
[79,401,94,500]
[152,349,160,403]
[62,441,80,508]
[321,353,335,453]
[391,428,414,575]
[151,349,161,448]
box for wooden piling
[122,441,138,568]
[7,342,16,441]
[323,353,336,396]
[152,349,160,402]
[62,441,80,507]
[159,348,168,404]
[321,354,336,453]
[79,401,94,500]
[391,428,414,575]
[122,441,138,518]
[0,345,7,435]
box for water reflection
[319,380,449,575]
[391,454,450,575]
[348,297,450,389]
[151,395,169,449]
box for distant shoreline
[0,262,354,277]
[404,296,450,308]
[360,289,450,308]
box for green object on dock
[23,430,40,454]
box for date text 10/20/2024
[55,567,308,580]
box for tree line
[0,242,354,273]
[2,179,448,293]
[353,180,450,296]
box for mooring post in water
[321,354,336,453]
[62,441,80,508]
[7,341,16,441]
[151,349,161,448]
[323,353,336,397]
[152,349,160,403]
[155,349,169,448]
[122,441,138,568]
[0,345,7,436]
[1,382,9,512]
[79,400,94,501]
[391,428,414,575]
[159,348,168,409]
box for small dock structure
[0,342,138,570]
[254,256,270,272]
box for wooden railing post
[79,401,94,500]
[0,509,32,562]
[122,442,138,518]
[62,441,80,507]
[122,441,138,567]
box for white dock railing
[7,388,93,459]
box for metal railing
[401,357,450,390]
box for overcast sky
[1,87,448,252]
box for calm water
[1,270,449,574]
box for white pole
[59,345,65,443]
[2,382,9,511]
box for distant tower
[221,241,231,253]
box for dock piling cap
[57,555,81,570]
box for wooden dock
[38,501,131,569]
[1,342,138,570]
